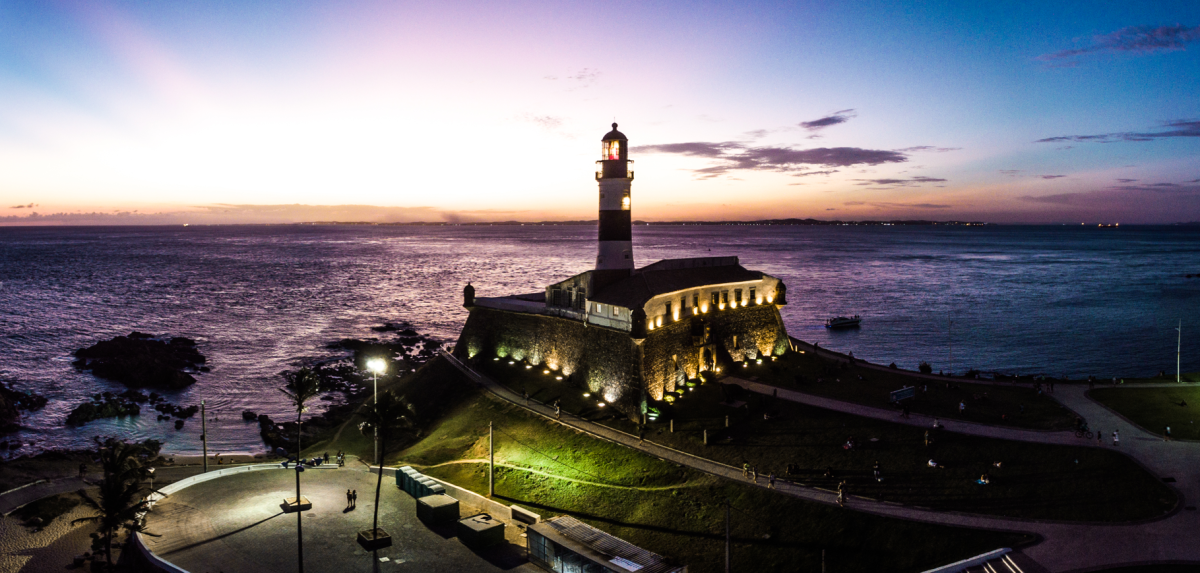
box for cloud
[10,203,36,209]
[844,201,952,209]
[1036,119,1200,144]
[1116,178,1138,183]
[517,114,563,131]
[1019,193,1084,205]
[567,68,600,89]
[1038,25,1200,63]
[853,176,947,188]
[799,109,855,132]
[896,146,962,153]
[1041,175,1067,179]
[1020,179,1200,206]
[634,141,907,178]
[999,170,1021,176]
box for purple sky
[1,1,1198,224]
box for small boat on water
[825,315,862,329]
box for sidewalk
[440,351,1200,572]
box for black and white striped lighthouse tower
[595,123,633,272]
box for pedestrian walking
[554,400,561,420]
[351,489,358,508]
[743,462,750,478]
[1097,432,1103,446]
[1112,430,1119,447]
[924,430,930,447]
[346,489,353,509]
[836,481,846,507]
[873,461,882,482]
[768,473,776,489]
[323,451,329,465]
[959,401,965,416]
[523,389,529,405]
[1165,426,1172,441]
[751,467,758,483]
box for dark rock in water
[119,389,150,403]
[371,322,410,333]
[73,332,206,389]
[0,383,49,434]
[175,419,185,430]
[66,396,141,427]
[242,410,257,421]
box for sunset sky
[1,1,1198,224]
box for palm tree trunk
[296,412,304,573]
[373,435,384,536]
[106,529,113,570]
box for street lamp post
[366,359,387,466]
[147,467,155,493]
[1178,320,1183,384]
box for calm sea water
[1,224,1197,456]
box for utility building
[455,124,790,417]
[528,516,687,573]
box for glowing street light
[366,359,386,465]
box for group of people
[741,462,777,489]
[345,489,358,509]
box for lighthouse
[596,123,634,271]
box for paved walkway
[441,351,1200,572]
[142,467,535,573]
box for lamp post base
[357,528,393,550]
[282,496,312,512]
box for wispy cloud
[799,109,855,132]
[1041,175,1067,179]
[896,146,962,153]
[516,114,563,131]
[1038,25,1200,64]
[1020,179,1200,206]
[10,203,36,209]
[634,141,907,179]
[853,176,947,189]
[844,201,952,209]
[999,170,1021,176]
[1035,119,1200,143]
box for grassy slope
[1090,385,1200,440]
[738,349,1078,430]
[482,358,1177,522]
[396,377,1032,573]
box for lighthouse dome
[602,123,627,141]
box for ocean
[1,224,1197,456]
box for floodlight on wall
[756,297,763,305]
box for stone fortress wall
[454,302,789,417]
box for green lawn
[1090,385,1200,440]
[737,349,1078,430]
[398,385,1033,573]
[480,357,1176,522]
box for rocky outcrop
[73,332,206,389]
[66,392,141,426]
[0,383,49,434]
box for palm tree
[361,390,411,547]
[73,439,151,570]
[280,367,321,573]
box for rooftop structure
[528,516,686,573]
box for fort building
[455,124,790,417]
